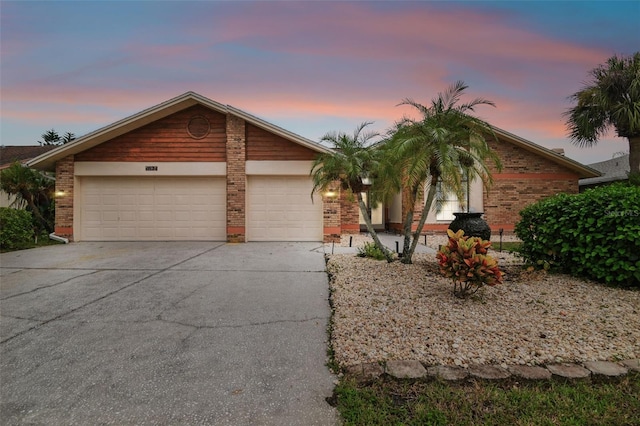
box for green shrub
[0,207,34,250]
[515,183,640,287]
[357,242,388,260]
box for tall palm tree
[311,122,394,262]
[384,81,502,264]
[565,52,640,179]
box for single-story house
[27,92,599,243]
[1,145,57,208]
[579,154,629,191]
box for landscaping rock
[469,365,511,380]
[508,365,552,380]
[546,363,591,380]
[621,359,640,372]
[428,365,469,381]
[385,360,427,379]
[345,363,384,381]
[584,361,628,377]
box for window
[436,175,469,221]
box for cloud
[1,0,631,167]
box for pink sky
[1,1,637,164]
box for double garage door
[80,177,226,241]
[79,176,322,241]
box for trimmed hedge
[515,183,640,287]
[0,207,34,250]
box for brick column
[323,184,341,243]
[226,114,246,242]
[340,189,360,235]
[55,155,74,240]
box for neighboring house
[0,145,57,208]
[27,92,599,243]
[579,154,629,191]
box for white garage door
[247,176,322,241]
[80,177,226,241]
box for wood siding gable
[246,124,319,161]
[76,106,227,162]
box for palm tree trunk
[402,178,438,264]
[357,193,394,263]
[400,184,419,264]
[629,136,640,178]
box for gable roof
[0,145,58,169]
[490,126,600,179]
[25,91,599,178]
[579,154,629,186]
[27,92,332,170]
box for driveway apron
[0,242,338,425]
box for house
[579,154,629,191]
[361,127,600,235]
[27,92,343,242]
[0,145,57,208]
[27,92,599,243]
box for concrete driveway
[0,242,338,425]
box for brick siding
[483,137,579,231]
[226,113,246,242]
[54,155,74,240]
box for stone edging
[345,359,640,382]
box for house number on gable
[145,166,158,171]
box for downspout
[49,232,69,244]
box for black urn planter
[448,212,491,241]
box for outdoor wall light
[55,189,65,197]
[324,190,338,198]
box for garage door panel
[247,176,322,242]
[80,177,225,241]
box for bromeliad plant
[436,229,503,298]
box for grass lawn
[494,241,522,253]
[0,237,64,253]
[332,373,640,425]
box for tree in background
[0,162,55,235]
[38,129,75,146]
[565,52,640,182]
[382,81,502,264]
[311,122,394,262]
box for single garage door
[80,176,226,241]
[247,176,322,241]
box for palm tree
[565,52,640,180]
[384,81,502,264]
[311,122,394,262]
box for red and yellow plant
[436,229,503,298]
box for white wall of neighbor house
[0,191,20,208]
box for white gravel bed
[327,253,640,369]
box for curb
[344,359,640,382]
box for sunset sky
[1,1,638,165]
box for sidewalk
[318,232,437,255]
